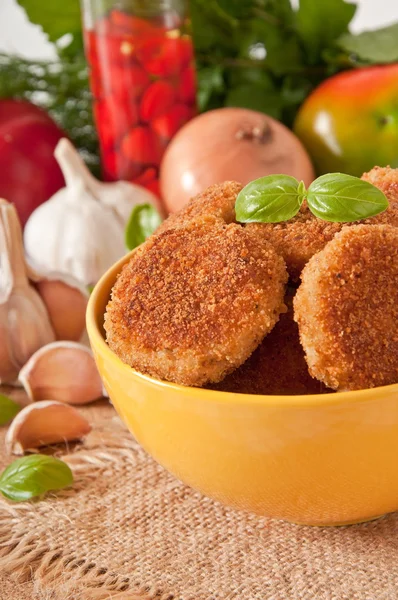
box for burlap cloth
[1,390,398,600]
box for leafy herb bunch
[193,0,398,123]
[0,0,397,166]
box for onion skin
[160,107,315,214]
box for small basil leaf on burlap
[235,175,305,223]
[0,393,20,426]
[125,204,162,251]
[307,173,389,222]
[0,455,73,502]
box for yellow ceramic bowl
[87,253,398,526]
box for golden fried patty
[294,224,398,391]
[105,220,287,387]
[156,180,242,235]
[209,290,330,395]
[245,205,341,280]
[157,168,398,281]
[246,166,398,280]
[361,165,398,202]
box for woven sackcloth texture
[1,394,398,600]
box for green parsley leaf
[296,0,357,64]
[225,77,282,118]
[197,66,225,112]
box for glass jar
[81,0,197,198]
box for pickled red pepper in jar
[82,0,197,199]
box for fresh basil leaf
[16,0,82,44]
[235,175,304,223]
[296,0,357,64]
[125,204,162,251]
[307,173,389,222]
[337,23,398,64]
[0,394,20,426]
[0,455,73,503]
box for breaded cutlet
[105,219,287,387]
[209,290,330,396]
[294,224,398,391]
[246,166,398,279]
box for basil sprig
[0,393,20,426]
[125,204,163,251]
[0,455,73,502]
[235,173,389,224]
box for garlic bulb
[0,199,55,384]
[24,139,163,286]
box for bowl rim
[87,251,398,408]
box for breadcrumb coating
[105,220,287,387]
[156,181,242,235]
[209,290,330,395]
[294,224,398,391]
[246,166,398,279]
[245,204,341,280]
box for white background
[0,0,397,59]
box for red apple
[0,99,66,226]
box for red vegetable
[177,66,197,104]
[103,148,143,182]
[94,97,139,147]
[103,63,149,101]
[160,107,315,214]
[146,178,161,198]
[0,99,65,227]
[134,167,157,186]
[140,80,176,121]
[152,104,191,141]
[121,126,163,165]
[137,37,191,77]
[110,10,154,36]
[85,8,197,188]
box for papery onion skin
[160,107,315,214]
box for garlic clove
[19,341,104,405]
[5,400,91,455]
[27,262,89,342]
[26,267,89,343]
[36,278,88,342]
[0,200,55,385]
